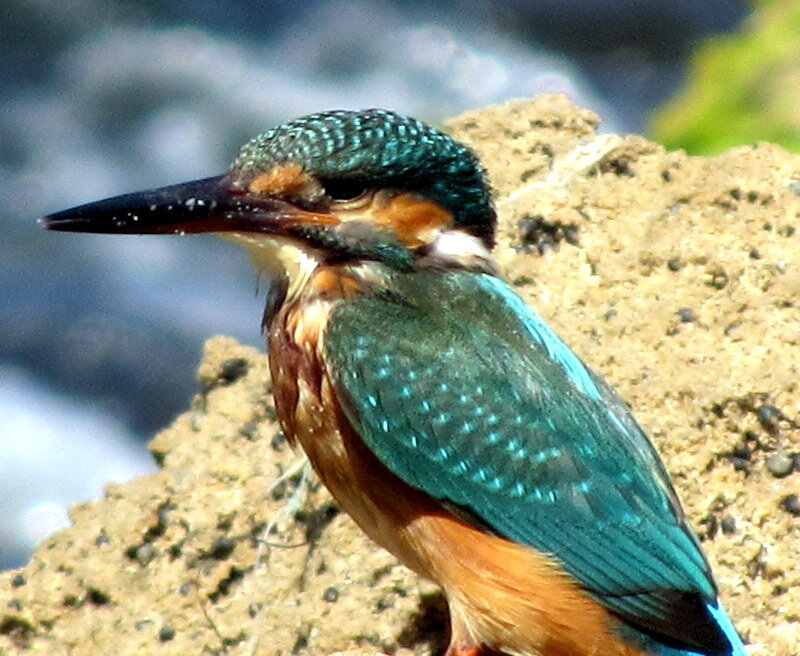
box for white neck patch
[429,229,492,265]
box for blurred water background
[1,0,749,568]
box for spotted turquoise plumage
[325,269,745,656]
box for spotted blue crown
[232,109,496,245]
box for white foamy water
[0,366,153,567]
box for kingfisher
[44,109,748,656]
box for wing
[324,270,726,653]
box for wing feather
[324,270,725,653]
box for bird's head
[44,110,496,283]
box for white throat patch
[222,233,321,299]
[429,230,492,266]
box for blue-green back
[324,269,727,651]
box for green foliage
[649,1,800,154]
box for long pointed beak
[42,175,335,235]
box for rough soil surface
[2,95,799,655]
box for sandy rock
[2,95,799,655]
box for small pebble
[756,404,782,433]
[322,586,340,603]
[270,432,286,451]
[720,516,737,535]
[677,308,697,323]
[134,544,155,567]
[210,537,236,560]
[88,588,110,605]
[766,453,794,478]
[780,494,800,517]
[667,257,682,271]
[241,420,259,441]
[731,442,751,460]
[729,457,749,472]
[158,625,175,642]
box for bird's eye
[321,178,369,202]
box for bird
[44,108,748,656]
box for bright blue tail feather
[707,602,747,656]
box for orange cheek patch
[374,193,452,246]
[249,163,314,197]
